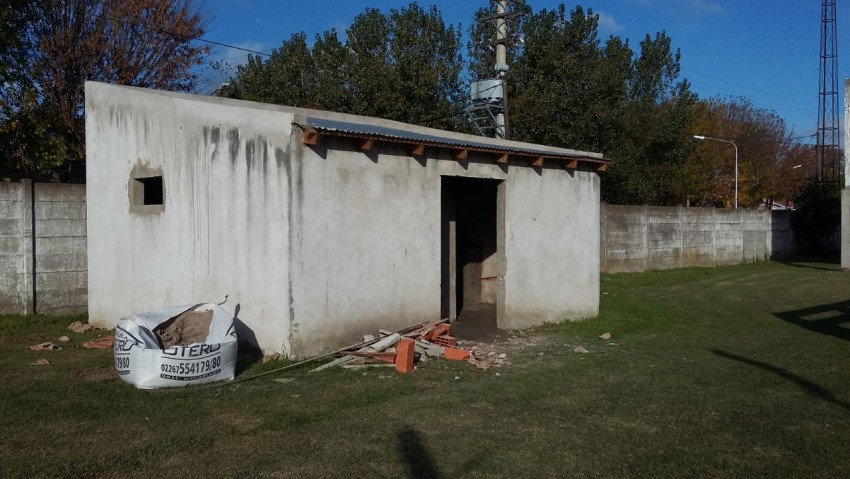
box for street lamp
[693,135,739,209]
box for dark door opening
[441,176,502,338]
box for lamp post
[693,135,739,209]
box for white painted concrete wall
[433,157,601,327]
[291,140,441,354]
[86,83,293,354]
[502,166,601,326]
[87,83,603,357]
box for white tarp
[114,303,238,389]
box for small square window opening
[134,176,164,205]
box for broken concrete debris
[29,342,63,351]
[82,336,115,349]
[31,358,50,366]
[58,336,70,343]
[574,346,590,354]
[310,320,504,374]
[68,321,95,334]
[599,332,612,340]
[262,352,282,364]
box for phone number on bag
[161,356,221,375]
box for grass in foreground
[1,261,850,478]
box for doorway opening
[440,176,504,339]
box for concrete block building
[85,82,608,357]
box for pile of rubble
[310,320,507,374]
[28,321,113,366]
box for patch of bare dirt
[154,309,213,348]
[453,330,555,370]
[458,330,552,355]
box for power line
[91,12,272,58]
[683,67,814,110]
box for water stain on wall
[203,125,222,163]
[227,128,240,169]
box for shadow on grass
[776,258,841,272]
[397,426,442,479]
[712,349,850,412]
[773,300,850,342]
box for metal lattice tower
[817,0,840,187]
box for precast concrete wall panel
[601,205,793,273]
[681,208,715,267]
[601,205,647,273]
[0,182,27,314]
[0,181,86,314]
[741,209,770,263]
[713,210,744,266]
[645,206,681,270]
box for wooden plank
[409,144,425,156]
[596,163,608,172]
[302,129,319,146]
[452,149,468,161]
[530,156,545,167]
[494,152,509,164]
[310,333,401,372]
[563,159,578,169]
[357,138,374,151]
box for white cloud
[597,12,625,32]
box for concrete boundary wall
[0,180,87,314]
[601,205,793,274]
[1,180,798,315]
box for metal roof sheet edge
[295,117,607,163]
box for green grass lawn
[2,261,850,478]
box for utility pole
[468,0,525,140]
[494,0,509,139]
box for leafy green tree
[470,4,696,205]
[226,2,466,131]
[603,32,697,205]
[509,5,629,150]
[0,0,34,84]
[227,32,316,107]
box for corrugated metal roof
[296,117,607,164]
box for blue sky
[201,0,850,144]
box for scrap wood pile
[310,319,507,374]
